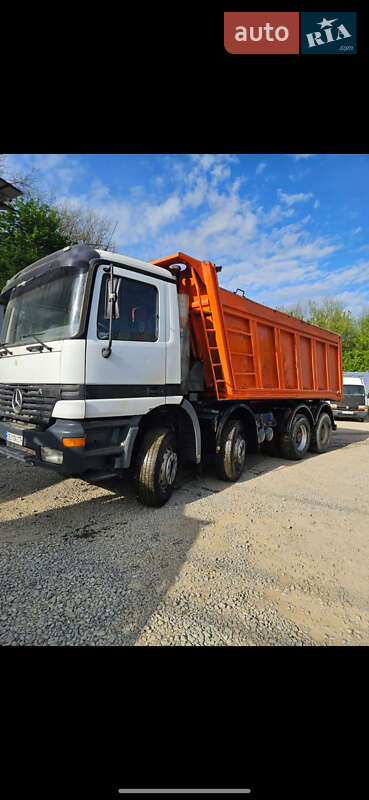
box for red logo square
[224,12,300,54]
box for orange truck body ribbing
[151,252,343,403]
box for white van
[330,376,368,421]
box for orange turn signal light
[62,437,86,447]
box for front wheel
[135,427,178,507]
[215,419,246,481]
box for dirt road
[0,420,368,645]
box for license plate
[6,431,23,446]
[341,411,352,415]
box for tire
[215,419,246,482]
[310,412,332,453]
[279,413,311,461]
[135,427,178,507]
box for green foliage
[278,298,369,372]
[0,197,73,293]
[307,298,357,355]
[347,310,369,371]
[278,303,305,321]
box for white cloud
[210,163,232,183]
[333,291,369,316]
[189,154,238,174]
[56,160,343,309]
[33,154,67,171]
[90,179,110,202]
[290,154,315,161]
[261,204,295,226]
[289,168,311,183]
[278,189,314,207]
[145,195,181,233]
[16,152,365,313]
[352,226,362,235]
[6,153,85,194]
[182,176,207,209]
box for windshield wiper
[20,333,53,352]
[0,344,13,356]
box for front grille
[0,384,58,426]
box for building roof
[0,177,23,210]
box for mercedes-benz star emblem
[12,388,23,414]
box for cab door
[85,263,167,418]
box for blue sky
[5,153,369,316]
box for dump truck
[0,245,343,506]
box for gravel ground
[1,420,368,646]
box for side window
[97,273,158,342]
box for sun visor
[0,244,100,301]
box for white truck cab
[329,375,368,421]
[0,245,200,505]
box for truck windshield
[0,268,88,346]
[344,384,365,397]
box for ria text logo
[301,12,357,53]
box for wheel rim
[294,422,308,452]
[234,435,246,466]
[159,448,178,489]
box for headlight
[358,405,366,410]
[40,447,63,464]
[330,404,337,409]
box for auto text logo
[224,12,357,54]
[224,12,300,54]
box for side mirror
[102,265,120,359]
[104,275,120,320]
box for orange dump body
[151,253,343,403]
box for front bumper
[333,410,368,421]
[0,417,140,474]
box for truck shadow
[1,421,368,507]
[0,474,211,645]
[0,421,368,646]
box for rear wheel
[279,413,311,460]
[135,427,178,507]
[215,419,246,481]
[310,412,332,453]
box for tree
[277,298,369,372]
[54,201,118,251]
[0,197,72,292]
[0,153,43,200]
[277,303,305,321]
[347,310,369,371]
[307,298,358,357]
[1,153,118,251]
